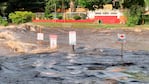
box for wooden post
[37,27,43,46]
[121,42,124,61]
[117,33,126,62]
[69,31,76,54]
[72,45,75,53]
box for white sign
[69,31,76,45]
[37,33,44,40]
[117,33,126,41]
[50,35,57,49]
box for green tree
[123,0,145,26]
[78,0,112,10]
[123,0,145,8]
[44,0,55,18]
[0,0,44,16]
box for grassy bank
[33,22,149,29]
[33,22,126,29]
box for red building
[94,10,123,24]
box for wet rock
[132,50,149,55]
[0,31,15,40]
[36,69,62,78]
[106,66,126,72]
[62,77,105,84]
[16,23,37,32]
[93,72,106,79]
[88,48,104,55]
[87,66,106,70]
[1,63,19,72]
[31,59,44,68]
[126,66,144,73]
[70,70,82,75]
[101,72,132,80]
[75,46,88,54]
[100,48,122,56]
[30,26,36,32]
[5,25,16,29]
[76,46,86,50]
[103,78,119,84]
[66,66,82,70]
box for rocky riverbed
[0,23,149,84]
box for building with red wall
[93,9,124,24]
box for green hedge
[9,11,35,24]
[56,14,63,20]
[73,15,81,20]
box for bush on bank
[9,11,35,24]
[0,16,8,26]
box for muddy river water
[0,26,149,84]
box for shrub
[73,15,81,20]
[57,14,63,20]
[0,16,8,26]
[9,11,35,24]
[45,14,53,19]
[126,16,138,26]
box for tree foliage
[123,0,145,26]
[0,0,146,14]
[123,0,145,8]
[78,0,112,10]
[0,0,44,16]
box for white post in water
[69,31,76,53]
[37,33,44,46]
[49,35,58,49]
[117,33,126,60]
